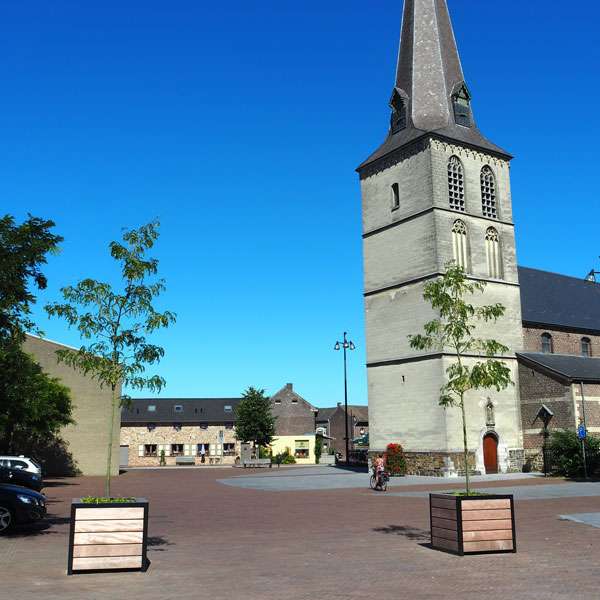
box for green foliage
[45,221,175,497]
[385,443,407,476]
[234,387,276,448]
[159,449,166,466]
[81,497,136,504]
[408,263,512,494]
[315,435,323,464]
[0,345,73,454]
[548,430,600,478]
[0,214,62,345]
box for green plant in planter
[159,449,166,466]
[409,263,512,495]
[81,496,136,504]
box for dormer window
[389,89,407,133]
[452,84,472,128]
[224,405,232,413]
[174,405,183,413]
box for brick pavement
[2,468,600,599]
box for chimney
[285,383,293,390]
[337,402,342,408]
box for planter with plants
[409,264,517,556]
[68,497,149,574]
[46,222,175,575]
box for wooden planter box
[68,498,149,575]
[430,494,516,555]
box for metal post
[343,332,349,466]
[542,422,548,477]
[580,382,589,480]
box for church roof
[519,267,600,333]
[517,353,600,384]
[358,0,510,172]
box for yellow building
[269,435,316,465]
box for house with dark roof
[517,267,600,469]
[316,404,368,460]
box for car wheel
[0,505,14,534]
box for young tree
[45,221,176,497]
[408,263,512,494]
[235,387,276,454]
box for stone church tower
[357,0,524,474]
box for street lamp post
[334,332,355,466]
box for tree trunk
[105,385,118,498]
[460,393,470,495]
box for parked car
[0,456,42,476]
[0,484,46,534]
[0,466,43,492]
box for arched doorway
[483,433,498,474]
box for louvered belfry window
[481,166,498,219]
[448,156,465,212]
[485,227,502,279]
[452,220,469,270]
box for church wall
[523,325,600,356]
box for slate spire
[359,0,510,170]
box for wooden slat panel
[74,531,144,546]
[432,527,458,541]
[431,498,456,510]
[72,556,143,571]
[75,519,144,533]
[461,509,512,521]
[73,544,143,558]
[462,519,512,532]
[463,539,514,553]
[431,507,457,521]
[75,507,144,521]
[431,517,458,531]
[461,499,511,511]
[431,537,459,552]
[463,530,513,542]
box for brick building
[316,404,368,460]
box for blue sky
[3,1,599,405]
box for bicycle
[369,469,390,492]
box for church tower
[358,0,524,474]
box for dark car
[0,466,43,492]
[0,484,46,534]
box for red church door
[483,434,498,474]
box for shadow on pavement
[372,524,430,541]
[3,515,70,538]
[147,535,174,552]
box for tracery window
[481,166,498,219]
[452,220,469,270]
[485,227,502,279]
[448,156,465,212]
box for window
[174,405,183,413]
[391,183,400,211]
[294,440,310,459]
[481,166,498,219]
[274,399,281,404]
[541,333,553,354]
[147,405,156,412]
[451,220,469,270]
[389,90,407,133]
[581,338,592,357]
[448,156,465,212]
[10,460,27,470]
[197,443,209,456]
[144,444,157,457]
[223,443,236,456]
[225,422,234,430]
[224,405,232,413]
[452,85,471,127]
[199,423,208,430]
[485,227,502,279]
[171,444,184,456]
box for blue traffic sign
[578,424,587,440]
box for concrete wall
[23,334,120,476]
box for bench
[242,459,272,469]
[175,456,195,465]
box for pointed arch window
[541,333,553,354]
[581,337,592,357]
[481,166,498,219]
[485,227,502,279]
[448,156,465,212]
[452,220,469,270]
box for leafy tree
[0,214,62,345]
[0,347,73,454]
[408,263,512,494]
[548,430,600,478]
[314,435,323,464]
[45,221,176,497]
[235,387,276,454]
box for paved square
[3,466,600,599]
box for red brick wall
[523,326,600,356]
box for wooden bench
[175,456,195,465]
[242,459,272,469]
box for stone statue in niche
[486,400,495,428]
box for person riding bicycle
[374,454,385,487]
